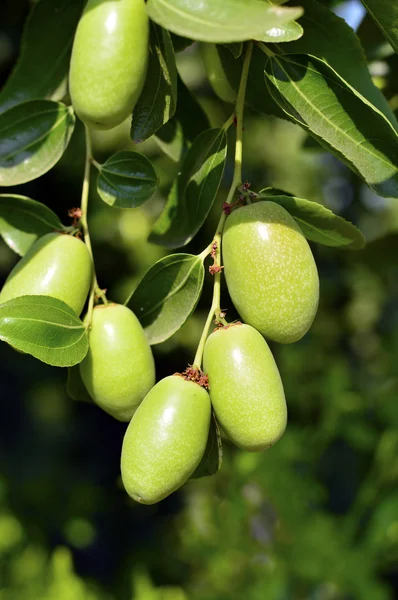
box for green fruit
[222,201,319,343]
[121,376,211,504]
[200,43,238,103]
[0,233,92,315]
[69,0,149,130]
[79,303,155,421]
[203,323,287,451]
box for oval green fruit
[200,43,238,103]
[69,0,149,130]
[79,303,155,421]
[222,201,319,343]
[121,376,211,504]
[0,232,92,315]
[203,323,287,451]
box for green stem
[258,42,275,58]
[81,127,108,329]
[192,42,253,369]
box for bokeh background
[1,0,398,598]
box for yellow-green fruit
[200,43,237,103]
[69,0,149,130]
[203,323,287,451]
[222,201,319,343]
[121,376,211,504]
[0,233,92,315]
[79,304,155,421]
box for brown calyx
[174,366,209,389]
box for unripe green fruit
[69,0,149,130]
[203,323,287,451]
[79,303,155,421]
[121,376,211,504]
[0,232,92,315]
[200,43,238,103]
[222,201,319,343]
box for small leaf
[150,128,227,248]
[0,194,64,256]
[259,191,366,249]
[0,295,89,367]
[126,253,204,345]
[361,0,398,54]
[154,75,210,162]
[0,100,75,187]
[97,151,159,208]
[131,23,177,143]
[264,54,398,199]
[67,365,93,404]
[191,413,223,479]
[147,0,303,43]
[0,0,86,113]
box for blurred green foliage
[1,1,398,599]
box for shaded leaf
[0,0,85,113]
[360,0,398,54]
[191,413,223,479]
[0,194,64,256]
[97,151,159,208]
[264,54,398,199]
[67,365,93,404]
[0,100,75,187]
[131,23,177,143]
[146,0,303,43]
[170,32,194,52]
[150,128,227,247]
[223,42,244,58]
[0,295,88,367]
[126,253,204,345]
[259,191,366,249]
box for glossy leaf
[150,128,227,247]
[264,54,398,199]
[0,295,89,367]
[0,194,64,256]
[259,191,366,249]
[263,19,303,43]
[0,100,75,187]
[154,75,210,162]
[361,0,398,54]
[191,413,223,479]
[131,23,177,143]
[96,151,159,208]
[126,253,205,345]
[67,365,93,404]
[0,0,85,113]
[146,0,303,43]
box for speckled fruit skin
[80,303,155,421]
[121,376,211,504]
[203,323,287,451]
[222,201,319,343]
[0,233,92,315]
[200,43,237,103]
[69,0,149,130]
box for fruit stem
[193,43,253,369]
[80,126,108,328]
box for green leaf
[131,23,177,143]
[259,191,366,249]
[264,54,398,199]
[126,253,204,345]
[154,76,210,162]
[67,365,93,404]
[0,295,88,367]
[150,128,227,247]
[360,0,398,54]
[0,0,85,113]
[96,151,159,208]
[284,0,397,127]
[263,19,303,43]
[146,0,303,43]
[0,194,64,256]
[190,413,223,479]
[0,100,75,187]
[357,13,395,61]
[170,32,194,52]
[154,75,210,162]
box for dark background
[0,0,398,598]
